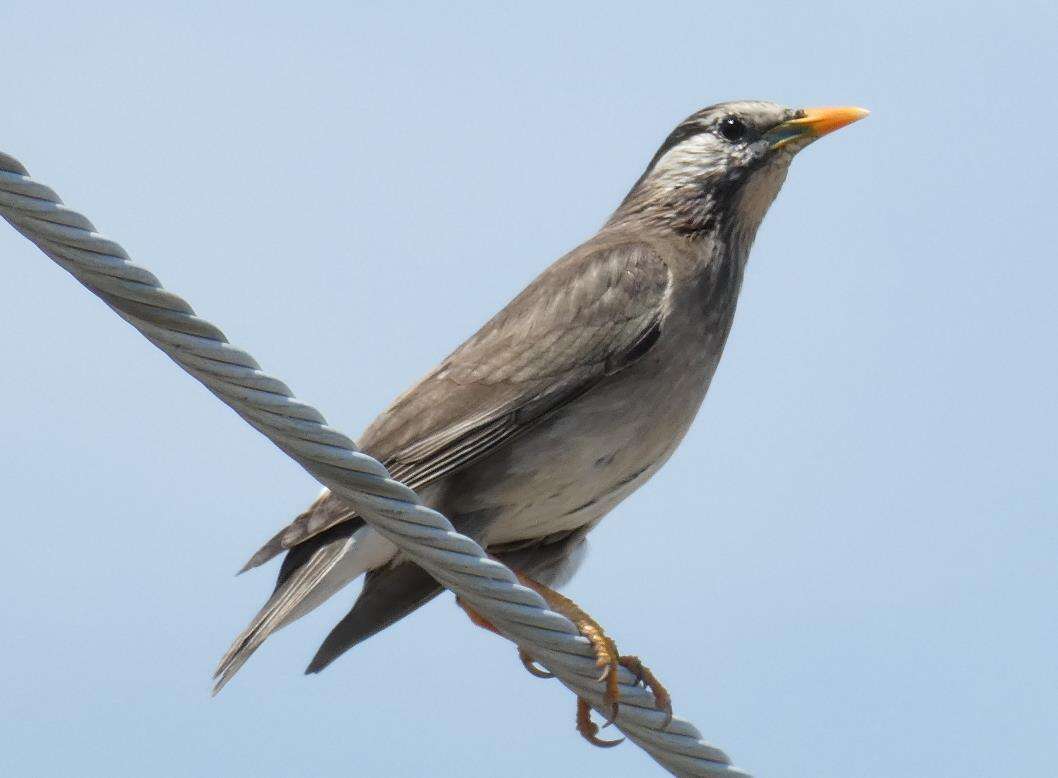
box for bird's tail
[212,524,395,694]
[305,561,443,674]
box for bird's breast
[439,319,719,546]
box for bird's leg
[517,574,672,744]
[458,590,620,747]
[456,596,554,678]
[514,574,624,721]
[454,580,668,749]
[455,595,500,634]
[457,578,672,747]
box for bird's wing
[215,239,673,690]
[242,238,672,570]
[240,489,362,573]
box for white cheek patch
[647,133,729,192]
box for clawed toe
[518,648,555,679]
[502,571,673,748]
[576,697,624,748]
[593,635,621,724]
[619,654,673,729]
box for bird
[214,100,868,745]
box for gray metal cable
[0,149,749,778]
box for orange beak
[766,106,869,149]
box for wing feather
[242,240,671,569]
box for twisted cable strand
[0,150,749,777]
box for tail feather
[213,524,395,694]
[239,494,362,574]
[214,536,351,694]
[305,561,443,674]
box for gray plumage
[215,100,864,692]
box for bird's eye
[718,117,747,142]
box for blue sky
[1,2,1055,776]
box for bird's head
[610,101,868,244]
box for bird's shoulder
[446,236,672,379]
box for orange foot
[458,575,672,749]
